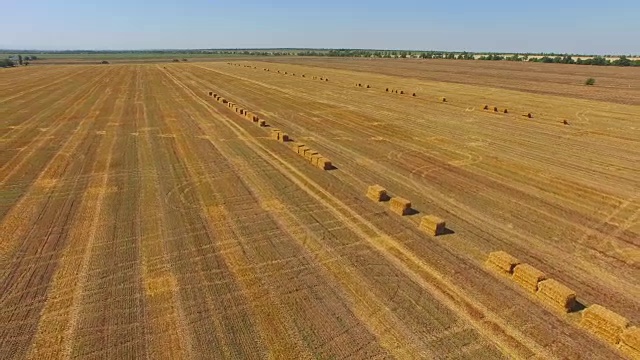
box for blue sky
[1,0,638,54]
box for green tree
[585,78,596,86]
[18,55,23,65]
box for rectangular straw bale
[258,120,266,127]
[279,133,289,142]
[317,157,332,170]
[389,197,412,216]
[419,215,446,236]
[298,146,310,155]
[512,264,546,293]
[366,185,388,202]
[619,343,640,360]
[581,304,629,345]
[536,279,576,312]
[310,154,322,166]
[485,251,520,275]
[304,149,318,160]
[293,143,305,153]
[620,327,640,358]
[251,115,259,122]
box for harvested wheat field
[1,59,639,359]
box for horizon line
[1,48,638,57]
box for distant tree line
[1,49,638,67]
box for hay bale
[252,115,259,122]
[310,154,322,166]
[620,327,640,358]
[528,113,533,118]
[366,185,388,202]
[390,197,412,216]
[304,149,318,161]
[485,251,520,275]
[208,91,213,96]
[483,105,489,110]
[399,90,404,94]
[536,279,576,312]
[279,133,290,142]
[412,93,416,97]
[222,99,228,104]
[512,264,546,293]
[302,74,306,77]
[581,305,629,345]
[367,85,370,88]
[297,145,309,155]
[386,88,389,92]
[271,129,281,140]
[258,120,266,127]
[419,215,446,236]
[503,109,508,114]
[325,78,328,81]
[493,106,498,112]
[292,143,305,152]
[440,97,447,102]
[317,157,332,170]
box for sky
[1,0,639,54]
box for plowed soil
[1,60,638,359]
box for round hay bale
[493,106,499,112]
[503,109,508,114]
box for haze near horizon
[1,0,639,54]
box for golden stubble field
[1,58,639,359]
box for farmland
[1,59,639,359]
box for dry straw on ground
[581,304,629,345]
[536,279,576,312]
[485,251,520,275]
[390,197,412,216]
[620,327,640,359]
[419,215,446,236]
[366,185,388,202]
[512,264,546,293]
